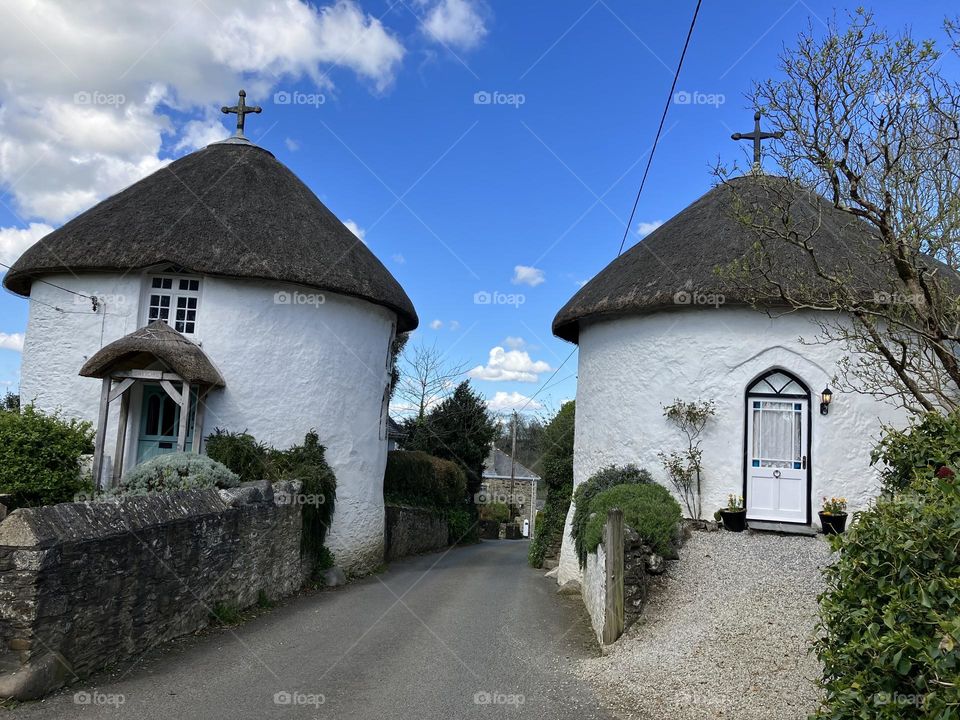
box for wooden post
[176,382,191,452]
[112,387,131,487]
[91,377,111,489]
[192,388,207,454]
[602,507,625,645]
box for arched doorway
[743,369,812,525]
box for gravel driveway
[579,529,832,719]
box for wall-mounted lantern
[820,387,833,415]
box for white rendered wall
[18,272,396,574]
[556,307,909,584]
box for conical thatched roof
[553,174,958,343]
[80,321,225,386]
[3,139,418,332]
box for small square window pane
[189,280,199,291]
[162,278,172,289]
[185,322,195,333]
[186,310,196,321]
[151,278,162,288]
[751,459,760,467]
[176,309,185,321]
[179,279,189,290]
[177,297,187,308]
[794,403,802,411]
[793,461,802,469]
[752,400,760,408]
[175,320,184,331]
[160,296,170,307]
[187,297,197,309]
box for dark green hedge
[571,464,652,567]
[582,483,681,557]
[384,450,467,510]
[0,405,94,507]
[872,411,960,493]
[814,475,960,719]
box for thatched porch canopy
[80,320,224,386]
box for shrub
[117,453,239,495]
[0,404,94,507]
[269,431,338,570]
[571,464,652,567]
[205,429,271,482]
[446,507,478,545]
[582,484,682,557]
[384,450,466,509]
[479,502,510,523]
[872,411,960,492]
[529,401,575,568]
[814,475,960,718]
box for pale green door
[136,384,195,464]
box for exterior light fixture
[820,387,833,415]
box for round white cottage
[551,174,913,585]
[3,131,419,575]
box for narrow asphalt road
[10,541,614,720]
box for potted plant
[819,497,848,535]
[719,494,747,532]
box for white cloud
[0,0,405,225]
[0,333,24,352]
[449,320,460,331]
[504,336,525,349]
[418,0,488,51]
[392,253,406,264]
[284,137,300,151]
[468,346,550,383]
[636,219,664,237]
[488,391,541,412]
[429,319,443,330]
[512,265,545,287]
[0,223,54,265]
[343,219,366,243]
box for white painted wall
[19,272,396,574]
[557,306,909,584]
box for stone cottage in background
[480,445,541,534]
[2,92,419,574]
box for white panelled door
[745,372,809,523]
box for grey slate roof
[482,445,540,481]
[552,174,959,343]
[80,320,225,387]
[3,140,418,332]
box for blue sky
[0,0,956,420]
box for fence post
[603,507,624,644]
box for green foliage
[384,450,467,509]
[205,429,270,482]
[446,507,478,545]
[117,452,239,495]
[529,401,576,568]
[872,411,960,493]
[582,484,682,556]
[658,398,716,519]
[314,546,335,574]
[402,381,498,498]
[479,502,510,523]
[0,404,94,507]
[271,431,338,569]
[571,464,652,567]
[209,602,242,626]
[1,392,19,412]
[814,476,960,719]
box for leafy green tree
[528,401,576,567]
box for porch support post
[192,388,207,454]
[176,382,191,452]
[112,385,131,487]
[91,377,111,489]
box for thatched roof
[80,321,225,386]
[553,174,959,343]
[3,139,418,332]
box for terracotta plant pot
[720,509,747,532]
[819,512,848,535]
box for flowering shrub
[116,453,239,496]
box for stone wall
[0,481,304,700]
[478,477,536,530]
[384,505,448,561]
[582,543,607,643]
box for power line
[616,0,703,256]
[517,346,577,413]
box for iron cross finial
[221,89,262,137]
[731,111,783,169]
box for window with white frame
[146,275,201,335]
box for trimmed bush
[872,411,960,492]
[384,450,466,509]
[582,484,682,557]
[446,507,478,545]
[117,453,239,495]
[479,502,510,523]
[571,464,652,567]
[205,429,270,482]
[0,405,94,507]
[814,475,960,718]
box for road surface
[10,541,614,719]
